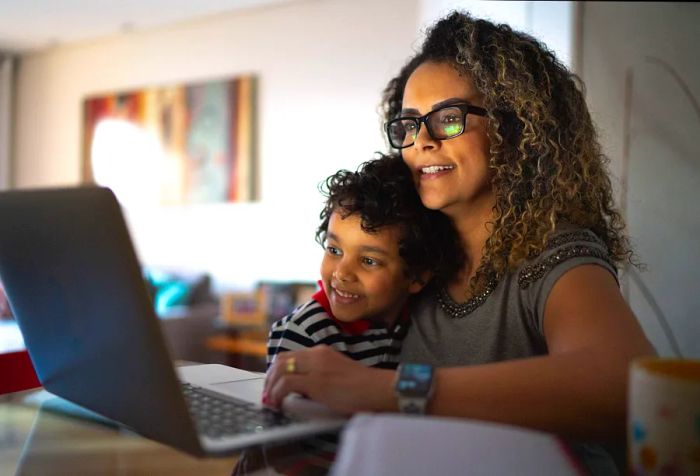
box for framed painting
[82,75,257,204]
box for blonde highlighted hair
[382,11,634,292]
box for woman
[264,11,654,473]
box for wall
[10,1,698,358]
[21,1,688,358]
[13,0,421,289]
[0,56,13,189]
[581,3,700,358]
[13,0,570,292]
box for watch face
[396,363,433,397]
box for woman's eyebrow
[400,97,470,115]
[400,107,420,116]
[432,97,470,109]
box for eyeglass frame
[385,103,488,149]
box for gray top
[401,228,616,365]
[401,227,621,475]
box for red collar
[313,281,409,336]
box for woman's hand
[263,345,396,414]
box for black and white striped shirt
[267,288,409,370]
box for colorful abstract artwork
[82,75,257,204]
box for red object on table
[0,350,41,394]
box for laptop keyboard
[182,383,296,439]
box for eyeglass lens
[388,106,466,148]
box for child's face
[320,211,426,325]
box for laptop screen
[0,186,201,453]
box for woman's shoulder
[505,225,618,336]
[516,225,616,290]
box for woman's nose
[413,123,438,150]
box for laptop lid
[0,187,203,455]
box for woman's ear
[408,271,432,294]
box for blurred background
[0,1,697,367]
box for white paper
[330,414,580,476]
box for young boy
[267,154,461,369]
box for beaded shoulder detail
[539,230,605,252]
[518,231,615,289]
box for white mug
[628,358,700,475]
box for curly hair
[316,154,463,286]
[381,11,634,293]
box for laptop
[0,186,345,457]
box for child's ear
[408,271,432,294]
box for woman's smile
[418,163,456,180]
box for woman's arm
[265,265,655,440]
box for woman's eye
[403,121,417,132]
[441,114,460,124]
[326,246,341,256]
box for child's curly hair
[382,11,634,293]
[316,154,463,286]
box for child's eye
[362,257,380,267]
[326,245,341,256]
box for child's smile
[330,285,360,303]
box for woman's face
[400,61,494,220]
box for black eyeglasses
[385,103,488,149]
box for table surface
[0,388,592,476]
[0,389,329,476]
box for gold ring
[286,356,296,374]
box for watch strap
[397,397,428,414]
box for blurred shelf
[206,333,267,358]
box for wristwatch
[394,363,435,415]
